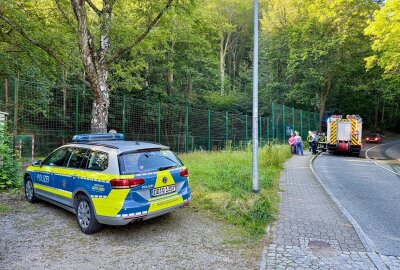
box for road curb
[309,153,389,270]
[260,224,272,270]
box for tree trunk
[71,0,112,133]
[184,72,192,98]
[374,94,379,129]
[381,99,385,128]
[231,37,238,93]
[91,69,110,133]
[166,69,173,96]
[220,33,231,95]
[319,91,328,131]
[318,75,332,131]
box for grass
[180,144,291,240]
[0,202,10,214]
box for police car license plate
[152,185,176,197]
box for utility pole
[252,0,259,193]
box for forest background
[0,0,399,132]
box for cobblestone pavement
[261,152,378,269]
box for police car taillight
[110,178,145,189]
[180,168,189,177]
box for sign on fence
[0,112,7,125]
[286,126,291,136]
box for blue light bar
[72,133,125,142]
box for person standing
[307,131,312,152]
[311,131,319,154]
[294,131,304,155]
[288,134,296,154]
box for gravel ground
[0,191,260,270]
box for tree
[205,0,253,95]
[0,0,174,132]
[260,0,382,128]
[365,0,400,80]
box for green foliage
[180,144,291,240]
[0,125,22,190]
[0,0,398,131]
[259,0,398,129]
[365,0,400,79]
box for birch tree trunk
[220,36,225,95]
[220,33,231,95]
[71,0,112,133]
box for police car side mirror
[32,160,42,167]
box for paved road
[313,141,400,259]
[366,140,400,175]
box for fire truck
[326,114,362,155]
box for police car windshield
[119,150,182,175]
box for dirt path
[0,191,260,270]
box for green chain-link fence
[3,78,321,162]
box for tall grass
[180,144,291,240]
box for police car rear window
[119,150,182,175]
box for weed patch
[0,202,10,214]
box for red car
[366,133,382,143]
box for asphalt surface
[313,141,400,257]
[366,141,400,175]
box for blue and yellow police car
[24,133,191,234]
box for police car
[24,134,191,234]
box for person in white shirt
[294,131,303,155]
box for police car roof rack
[72,133,125,142]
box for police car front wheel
[24,176,37,203]
[75,195,102,234]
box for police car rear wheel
[76,195,102,234]
[25,177,36,203]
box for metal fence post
[13,77,18,136]
[208,109,211,151]
[282,104,285,143]
[271,102,275,140]
[308,111,310,133]
[292,107,295,132]
[157,102,161,143]
[225,111,229,143]
[75,88,79,134]
[245,113,248,144]
[122,95,126,135]
[266,117,270,144]
[259,115,262,145]
[185,105,188,153]
[300,110,303,138]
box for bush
[0,124,22,189]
